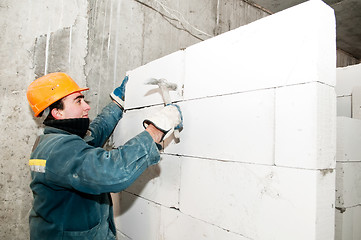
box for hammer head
[146,78,177,91]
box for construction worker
[26,72,182,239]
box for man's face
[55,92,91,119]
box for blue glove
[110,76,129,110]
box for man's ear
[51,108,63,120]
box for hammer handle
[160,85,171,104]
[159,85,180,140]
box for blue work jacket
[29,102,160,239]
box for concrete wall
[112,1,336,239]
[0,0,268,239]
[336,63,361,240]
[337,50,360,68]
[0,1,88,238]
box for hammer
[146,78,180,140]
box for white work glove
[143,104,183,142]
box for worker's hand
[143,104,183,142]
[110,76,129,110]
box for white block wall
[335,63,361,240]
[335,205,361,240]
[336,63,361,118]
[336,118,361,240]
[112,1,336,239]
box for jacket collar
[43,118,90,138]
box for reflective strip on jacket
[29,102,161,239]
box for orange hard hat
[27,72,89,117]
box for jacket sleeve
[44,131,160,195]
[88,102,123,148]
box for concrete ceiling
[247,0,361,59]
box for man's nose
[83,101,91,111]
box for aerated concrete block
[160,205,249,240]
[123,51,185,110]
[183,0,335,100]
[179,157,335,240]
[336,63,361,97]
[113,108,181,208]
[336,63,361,119]
[112,105,164,147]
[165,89,275,165]
[125,154,182,208]
[337,117,361,161]
[337,96,351,117]
[115,191,249,240]
[352,86,361,119]
[122,0,335,109]
[115,192,161,240]
[335,205,361,240]
[275,82,336,169]
[336,162,361,208]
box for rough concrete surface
[0,0,357,239]
[0,0,88,239]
